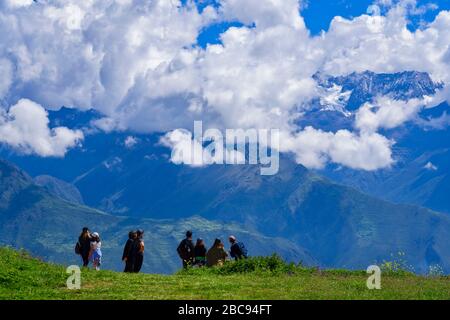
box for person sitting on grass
[206,238,228,267]
[194,238,207,267]
[89,232,102,271]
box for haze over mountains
[1,71,450,273]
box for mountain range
[311,71,450,214]
[1,70,450,274]
[0,159,314,274]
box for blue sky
[1,0,449,171]
[303,0,450,34]
[194,0,450,47]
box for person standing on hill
[89,232,102,271]
[206,238,228,267]
[177,230,195,269]
[229,235,248,260]
[122,231,137,272]
[77,227,92,267]
[194,238,207,267]
[131,229,145,273]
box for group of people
[75,228,247,272]
[75,227,102,271]
[122,229,145,273]
[176,231,248,268]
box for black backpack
[75,241,81,255]
[177,239,193,260]
[237,242,248,258]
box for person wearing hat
[77,227,92,267]
[89,232,102,271]
[229,235,248,260]
[131,229,145,273]
[194,238,207,267]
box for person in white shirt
[89,232,102,271]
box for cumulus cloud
[5,0,34,9]
[160,129,245,167]
[356,96,426,133]
[0,99,83,156]
[279,127,394,170]
[0,0,449,169]
[321,2,450,82]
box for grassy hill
[1,247,449,300]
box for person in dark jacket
[122,231,137,272]
[229,235,247,260]
[194,238,207,267]
[131,229,145,273]
[177,230,195,268]
[78,227,92,267]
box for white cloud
[355,93,444,133]
[418,111,450,130]
[279,127,394,170]
[91,117,121,133]
[356,97,424,133]
[160,129,245,167]
[124,136,138,149]
[5,0,34,8]
[0,58,13,98]
[220,0,306,29]
[0,99,83,156]
[424,161,438,171]
[0,0,449,170]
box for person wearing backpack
[76,227,92,267]
[177,230,195,269]
[131,229,145,273]
[122,230,137,272]
[229,235,248,260]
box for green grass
[1,247,449,300]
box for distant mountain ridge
[297,71,450,214]
[314,70,442,111]
[1,71,450,273]
[0,159,315,274]
[34,175,84,205]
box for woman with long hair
[206,238,228,267]
[78,227,91,267]
[194,238,207,267]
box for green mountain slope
[0,159,314,274]
[1,247,450,300]
[34,175,84,205]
